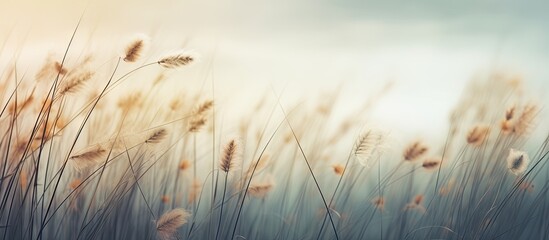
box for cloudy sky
[1,0,548,139]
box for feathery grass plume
[505,106,515,121]
[69,178,82,190]
[403,203,426,213]
[518,180,535,193]
[19,171,28,190]
[12,139,29,161]
[70,144,107,172]
[187,100,213,132]
[501,106,518,134]
[332,163,344,176]
[54,115,68,129]
[354,130,385,166]
[194,99,213,115]
[220,139,241,172]
[87,90,106,110]
[68,178,84,211]
[244,154,270,177]
[58,70,94,95]
[35,96,54,114]
[156,208,191,240]
[33,115,65,146]
[35,54,57,81]
[403,141,428,162]
[54,61,68,75]
[354,130,385,167]
[501,119,513,134]
[507,148,529,175]
[403,194,426,213]
[145,128,168,144]
[439,178,456,196]
[512,104,537,136]
[187,117,207,132]
[117,91,144,112]
[236,154,270,189]
[153,71,166,86]
[422,157,441,170]
[248,179,275,199]
[179,159,191,171]
[413,194,424,205]
[283,132,293,144]
[466,125,490,146]
[372,197,385,211]
[123,34,149,62]
[158,50,196,68]
[8,91,35,114]
[169,97,182,111]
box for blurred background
[1,0,548,141]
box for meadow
[0,24,548,240]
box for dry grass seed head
[117,92,143,112]
[372,197,385,211]
[466,125,490,146]
[403,203,426,213]
[413,194,424,205]
[123,34,149,62]
[153,72,166,86]
[518,181,534,193]
[507,148,529,175]
[245,154,270,177]
[332,163,344,176]
[439,178,456,196]
[220,139,241,173]
[501,119,513,134]
[179,159,191,171]
[404,141,428,161]
[145,128,168,144]
[35,54,57,81]
[354,130,386,167]
[70,144,108,171]
[505,106,515,121]
[422,157,441,170]
[58,70,94,95]
[156,208,190,240]
[249,179,275,199]
[169,98,182,111]
[13,139,29,160]
[8,92,35,114]
[54,61,68,75]
[194,100,213,115]
[512,104,537,136]
[158,50,196,68]
[187,100,213,132]
[19,171,28,190]
[187,117,206,132]
[33,116,64,145]
[69,178,82,190]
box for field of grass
[1,18,548,240]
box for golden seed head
[404,141,428,162]
[466,125,490,146]
[179,159,191,171]
[332,163,345,176]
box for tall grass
[0,27,548,240]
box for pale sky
[1,0,548,141]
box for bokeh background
[2,0,548,140]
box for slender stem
[215,173,228,240]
